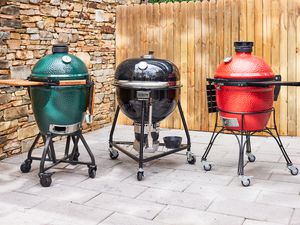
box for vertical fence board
[279,0,288,135]
[287,0,297,136]
[201,1,209,131]
[180,2,188,129]
[271,0,281,131]
[116,0,300,136]
[208,0,217,131]
[254,0,263,56]
[224,0,232,56]
[173,2,182,129]
[166,3,175,128]
[187,2,195,129]
[194,1,202,131]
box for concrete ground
[1,125,300,225]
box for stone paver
[207,198,293,224]
[85,193,166,220]
[154,205,244,225]
[1,125,300,225]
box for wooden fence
[116,0,300,136]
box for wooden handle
[0,79,87,87]
[58,80,87,86]
[0,79,45,86]
[90,80,95,115]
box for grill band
[114,80,181,89]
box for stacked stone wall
[0,0,137,159]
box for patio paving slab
[1,125,300,225]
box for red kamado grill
[202,41,300,187]
[215,42,275,131]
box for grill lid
[215,41,274,80]
[115,53,180,89]
[30,43,88,81]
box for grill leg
[108,106,120,160]
[109,106,120,148]
[178,101,196,165]
[20,133,41,174]
[38,134,53,187]
[39,134,52,174]
[265,110,298,175]
[245,133,256,163]
[70,136,80,162]
[42,135,52,161]
[49,138,57,163]
[64,136,71,157]
[201,112,224,171]
[237,132,251,187]
[178,101,191,150]
[137,100,146,181]
[78,132,96,167]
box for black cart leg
[246,133,256,162]
[238,132,251,187]
[64,136,71,157]
[264,111,298,175]
[137,101,146,181]
[39,134,53,187]
[201,112,224,171]
[71,136,80,161]
[109,106,120,160]
[178,101,196,164]
[20,133,41,173]
[78,132,97,178]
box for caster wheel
[40,174,52,187]
[203,163,212,171]
[247,154,256,163]
[88,166,97,178]
[289,166,299,176]
[109,150,119,160]
[137,171,144,181]
[187,155,196,165]
[241,178,251,187]
[20,159,32,173]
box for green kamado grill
[19,44,97,187]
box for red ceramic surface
[215,51,275,131]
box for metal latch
[136,91,151,100]
[220,116,239,127]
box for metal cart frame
[20,130,97,187]
[202,77,298,186]
[108,95,194,181]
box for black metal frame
[109,100,192,180]
[21,130,96,187]
[203,78,298,186]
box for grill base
[108,100,194,181]
[20,130,96,187]
[201,108,298,186]
[204,79,298,186]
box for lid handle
[234,41,253,53]
[52,43,68,53]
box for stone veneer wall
[0,0,137,159]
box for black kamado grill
[0,44,97,187]
[109,52,195,181]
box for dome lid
[31,44,88,81]
[215,41,274,80]
[115,55,180,82]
